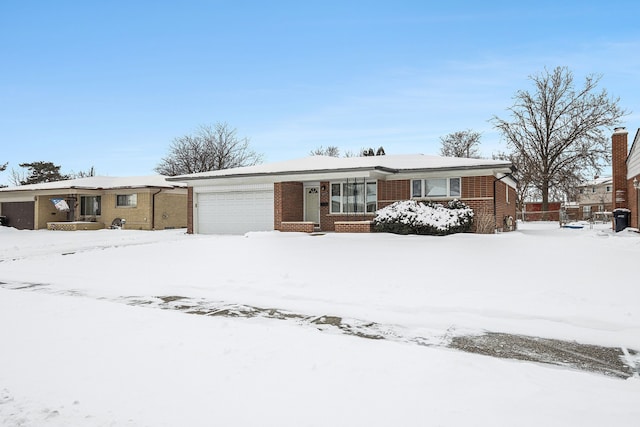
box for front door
[305,187,320,224]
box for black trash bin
[0,216,7,226]
[613,208,630,232]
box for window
[412,180,422,198]
[116,194,137,207]
[425,178,447,197]
[80,196,101,216]
[330,181,377,213]
[411,178,461,198]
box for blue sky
[1,1,639,185]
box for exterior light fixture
[634,177,640,190]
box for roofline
[167,163,514,182]
[627,128,640,164]
[0,184,182,193]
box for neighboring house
[168,154,517,234]
[0,175,187,230]
[575,176,613,220]
[612,127,640,229]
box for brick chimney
[611,127,628,209]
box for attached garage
[0,201,35,230]
[195,184,274,234]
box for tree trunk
[541,180,549,221]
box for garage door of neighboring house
[196,184,274,234]
[1,201,35,230]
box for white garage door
[196,185,274,234]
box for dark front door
[1,201,35,230]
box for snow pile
[373,199,474,235]
[1,222,640,426]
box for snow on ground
[1,222,639,426]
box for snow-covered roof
[0,175,186,192]
[168,154,514,181]
[578,176,612,187]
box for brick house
[169,154,517,234]
[0,176,187,230]
[612,127,640,229]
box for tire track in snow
[1,280,638,379]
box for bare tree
[155,123,263,176]
[492,66,627,216]
[310,146,386,157]
[68,166,96,179]
[440,130,482,158]
[8,169,24,187]
[310,145,340,157]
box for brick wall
[274,182,303,230]
[101,191,153,230]
[612,128,628,210]
[334,221,373,233]
[187,187,193,234]
[461,176,493,198]
[154,191,188,230]
[329,177,515,233]
[280,221,315,232]
[35,195,70,229]
[494,180,517,230]
[377,180,410,208]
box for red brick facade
[274,182,304,231]
[271,176,516,233]
[377,180,411,209]
[334,221,373,233]
[280,221,315,232]
[612,128,628,210]
[187,187,194,234]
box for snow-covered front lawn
[1,222,639,426]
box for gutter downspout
[151,189,162,230]
[493,174,513,232]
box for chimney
[612,127,628,209]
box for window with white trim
[116,194,137,207]
[411,178,461,198]
[330,181,377,213]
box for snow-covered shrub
[373,199,474,235]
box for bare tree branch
[310,146,340,157]
[491,66,628,216]
[439,130,482,158]
[155,122,263,176]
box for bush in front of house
[373,199,474,235]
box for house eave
[168,165,398,183]
[171,163,515,185]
